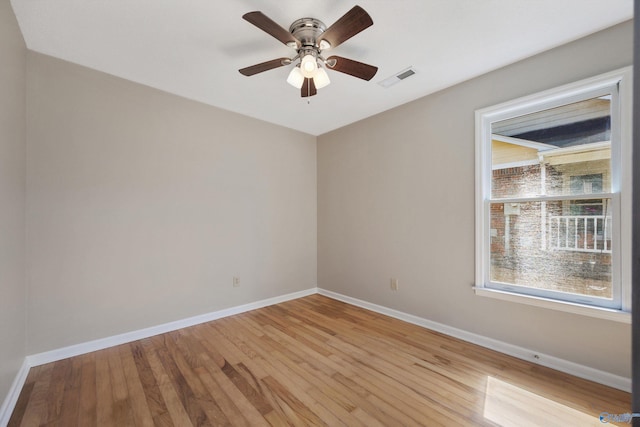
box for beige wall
[26,53,317,354]
[318,21,633,377]
[0,0,26,403]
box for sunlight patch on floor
[483,376,602,426]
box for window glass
[488,96,613,302]
[491,96,611,199]
[490,199,612,299]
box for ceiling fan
[238,5,378,98]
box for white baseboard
[0,359,30,427]
[317,288,631,393]
[28,287,317,367]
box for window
[475,68,631,320]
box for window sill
[473,286,631,323]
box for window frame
[474,67,632,322]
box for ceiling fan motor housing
[288,18,327,49]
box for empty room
[0,0,636,426]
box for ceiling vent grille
[378,67,417,88]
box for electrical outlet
[233,277,240,287]
[390,278,399,291]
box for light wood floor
[9,294,630,426]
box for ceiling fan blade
[243,11,300,48]
[317,6,373,49]
[239,58,289,76]
[301,78,317,97]
[326,56,378,81]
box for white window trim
[474,67,632,323]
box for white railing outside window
[549,215,612,253]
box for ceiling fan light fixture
[286,66,304,89]
[300,54,318,78]
[313,67,330,89]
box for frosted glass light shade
[313,68,330,89]
[286,67,304,89]
[300,54,318,78]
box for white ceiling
[11,0,633,136]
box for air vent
[378,67,417,88]
[396,69,415,80]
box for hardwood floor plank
[330,325,484,420]
[144,342,193,426]
[130,340,171,423]
[347,361,456,426]
[76,353,97,426]
[226,321,363,425]
[349,406,386,427]
[10,364,53,427]
[95,349,115,426]
[106,346,136,427]
[198,355,272,426]
[192,365,253,427]
[236,312,446,426]
[57,356,82,426]
[219,358,273,417]
[207,321,254,366]
[302,330,462,421]
[163,331,231,426]
[260,375,327,426]
[155,344,213,426]
[44,357,72,425]
[231,330,359,425]
[118,344,154,427]
[162,330,256,426]
[305,387,361,427]
[213,317,342,425]
[330,371,420,426]
[257,353,346,426]
[9,295,631,426]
